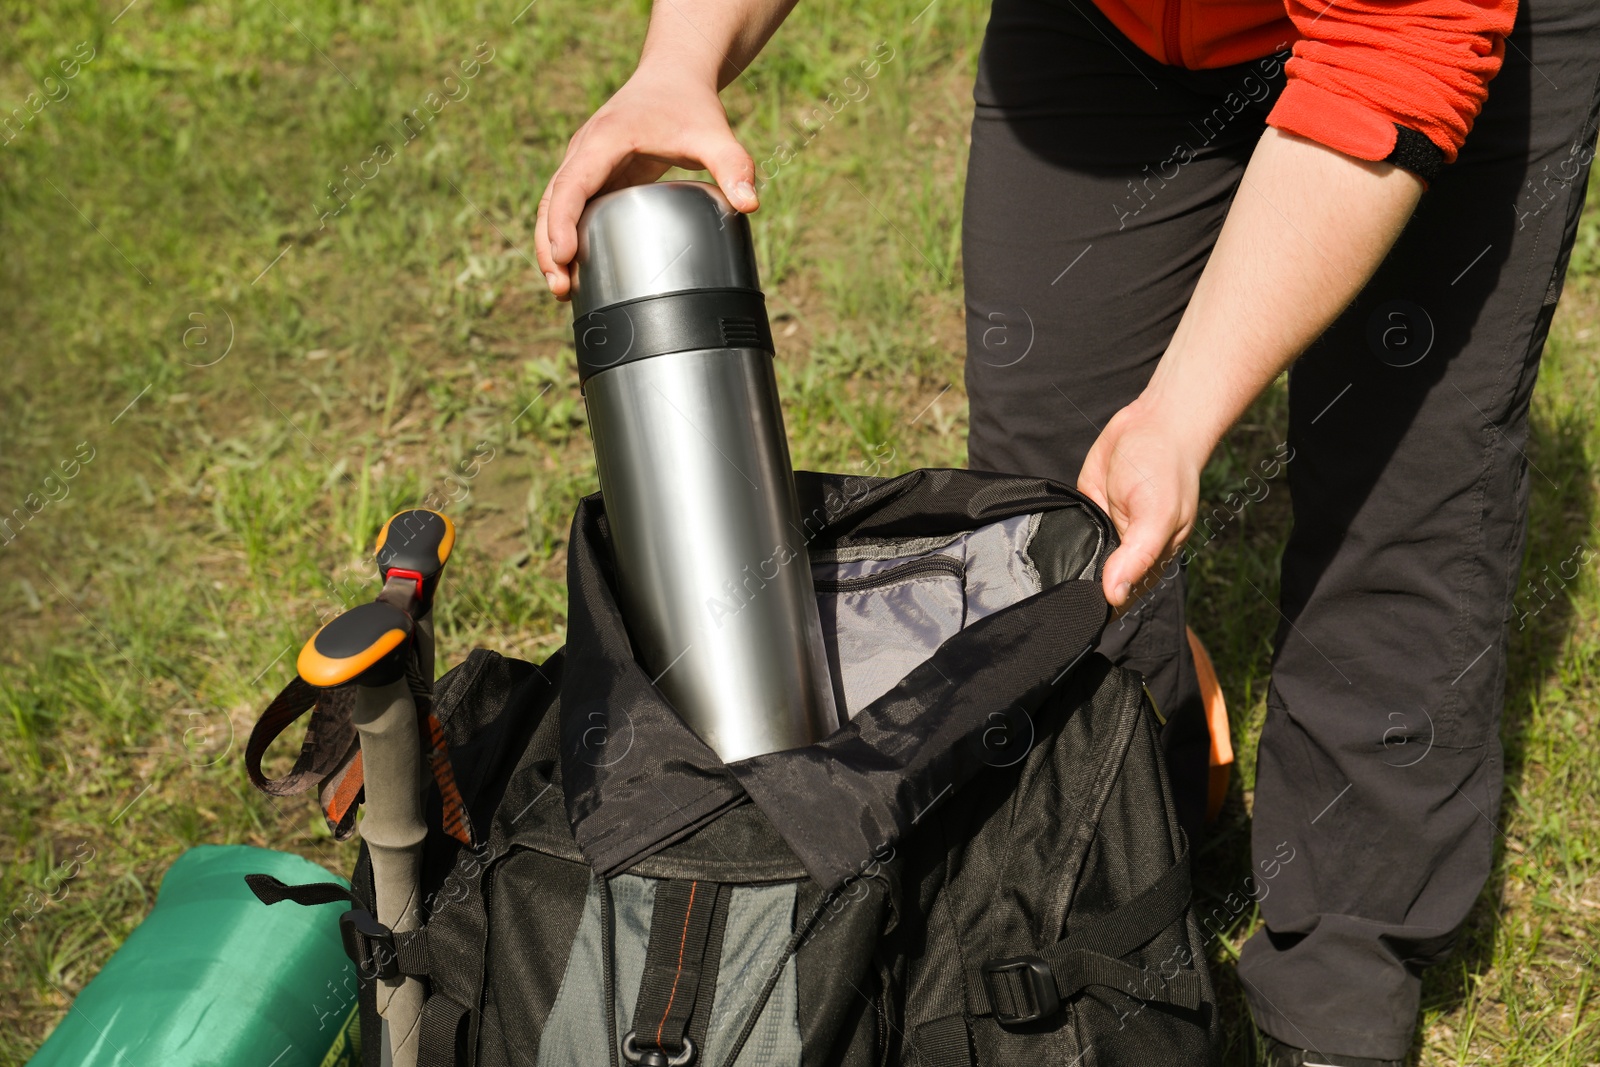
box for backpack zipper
[813,554,965,594]
[601,875,621,1067]
[476,850,500,1060]
[874,992,888,1066]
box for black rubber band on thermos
[573,287,775,385]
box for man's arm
[1078,127,1424,609]
[535,0,796,298]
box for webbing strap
[629,879,729,1057]
[417,993,470,1067]
[244,874,433,981]
[979,850,1200,1022]
[685,885,731,1055]
[910,1014,974,1067]
[1048,948,1201,1010]
[245,677,363,839]
[1063,848,1191,961]
[405,652,475,847]
[244,643,477,847]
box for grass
[0,0,1596,1062]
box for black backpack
[252,468,1218,1067]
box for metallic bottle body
[586,348,837,761]
[574,182,840,762]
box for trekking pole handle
[297,601,414,689]
[376,509,456,618]
[294,600,426,1065]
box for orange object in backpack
[1188,626,1233,824]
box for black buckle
[340,909,399,980]
[621,1032,697,1066]
[982,955,1061,1025]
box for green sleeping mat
[27,844,358,1067]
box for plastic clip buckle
[621,1032,697,1067]
[982,955,1061,1026]
[340,909,399,981]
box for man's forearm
[1139,127,1425,454]
[638,0,800,89]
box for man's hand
[534,0,799,298]
[535,70,758,300]
[1078,396,1204,612]
[1078,128,1424,610]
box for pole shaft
[352,677,427,1067]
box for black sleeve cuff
[1386,124,1445,183]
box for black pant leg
[1239,0,1600,1058]
[961,0,1286,843]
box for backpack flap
[730,574,1108,890]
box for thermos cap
[569,181,774,385]
[571,181,762,317]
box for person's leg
[962,0,1289,843]
[1240,0,1600,1057]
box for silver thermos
[570,180,840,762]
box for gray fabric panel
[813,514,1045,717]
[960,513,1043,622]
[705,882,803,1066]
[817,568,967,715]
[537,877,801,1067]
[536,874,655,1067]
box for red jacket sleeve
[1265,0,1517,170]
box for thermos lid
[571,181,761,317]
[568,181,774,385]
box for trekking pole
[294,510,456,1067]
[298,602,427,1067]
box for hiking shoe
[1264,1037,1403,1067]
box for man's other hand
[1077,396,1203,613]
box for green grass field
[1,0,1597,1062]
